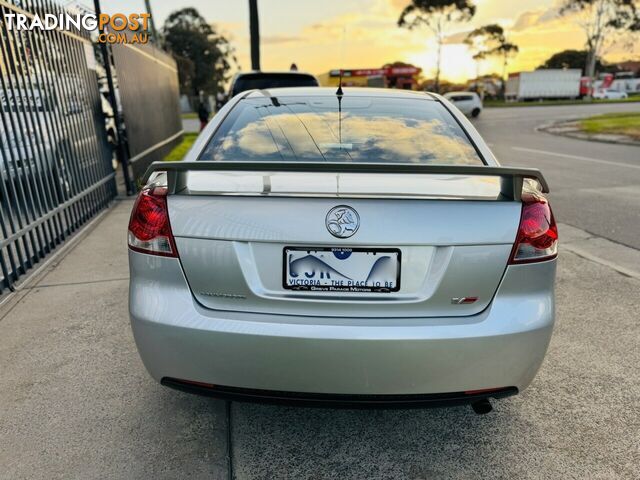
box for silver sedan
[128,88,557,414]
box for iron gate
[0,0,116,293]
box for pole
[93,0,135,195]
[249,0,260,71]
[143,0,158,43]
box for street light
[92,0,134,195]
[143,0,158,42]
[249,0,260,71]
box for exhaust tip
[471,399,493,415]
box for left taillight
[508,191,558,264]
[127,186,178,257]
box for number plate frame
[282,247,401,293]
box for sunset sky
[105,0,640,83]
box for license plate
[283,247,401,293]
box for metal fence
[0,0,116,294]
[111,39,182,179]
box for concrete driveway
[1,103,640,479]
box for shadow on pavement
[229,400,532,479]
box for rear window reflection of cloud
[203,98,481,165]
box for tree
[162,8,236,97]
[559,0,640,97]
[398,0,476,93]
[537,49,604,74]
[465,24,518,98]
[463,29,490,91]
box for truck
[592,73,640,96]
[580,73,640,97]
[505,69,581,101]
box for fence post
[93,0,135,195]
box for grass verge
[484,96,640,108]
[579,112,640,140]
[181,112,198,120]
[163,133,198,161]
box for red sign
[351,69,385,76]
[330,66,421,78]
[387,66,421,75]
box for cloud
[443,30,473,45]
[301,11,407,47]
[212,110,479,165]
[512,7,560,32]
[213,21,245,41]
[386,0,410,14]
[262,35,303,45]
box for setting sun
[408,43,481,84]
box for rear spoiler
[143,161,549,201]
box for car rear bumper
[160,379,518,408]
[129,252,555,397]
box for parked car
[227,71,319,99]
[1,85,69,200]
[592,89,628,100]
[1,81,107,204]
[443,91,483,117]
[129,88,558,414]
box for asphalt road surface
[1,103,639,480]
[474,103,640,250]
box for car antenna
[336,26,346,97]
[336,27,345,147]
[336,69,343,145]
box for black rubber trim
[161,378,518,409]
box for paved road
[183,117,200,133]
[474,103,640,249]
[1,104,639,479]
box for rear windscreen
[231,74,319,96]
[200,95,483,165]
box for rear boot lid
[148,163,548,318]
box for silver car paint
[129,88,555,396]
[129,252,555,394]
[168,195,521,317]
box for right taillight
[509,192,558,264]
[128,186,178,257]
